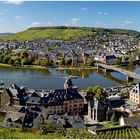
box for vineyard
[1,125,140,138]
[95,127,140,139]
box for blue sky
[0,1,140,33]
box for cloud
[120,20,133,28]
[123,20,133,25]
[65,18,80,26]
[3,0,23,5]
[96,21,102,26]
[97,11,109,15]
[81,7,87,11]
[14,15,22,20]
[28,22,52,27]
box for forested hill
[0,26,140,41]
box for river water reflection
[0,65,140,89]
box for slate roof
[48,113,84,130]
[108,99,125,108]
[0,105,23,113]
[42,88,83,106]
[123,116,140,127]
[4,111,25,123]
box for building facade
[129,83,140,105]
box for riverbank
[0,63,97,70]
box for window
[74,104,77,107]
[64,103,68,106]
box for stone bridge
[96,63,140,82]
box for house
[42,78,84,115]
[0,89,11,109]
[3,111,25,128]
[23,109,44,132]
[48,113,84,130]
[102,54,117,64]
[26,91,42,107]
[129,83,140,105]
[94,54,117,64]
[5,84,29,106]
[119,115,140,127]
[64,49,83,65]
[3,106,44,132]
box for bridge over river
[96,63,140,82]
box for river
[0,65,140,89]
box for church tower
[64,78,73,91]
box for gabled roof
[7,83,28,100]
[130,83,140,95]
[30,91,41,97]
[5,111,25,123]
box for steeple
[64,78,73,90]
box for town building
[42,78,84,115]
[129,83,140,105]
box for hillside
[0,26,139,41]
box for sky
[0,1,140,33]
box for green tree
[8,58,14,65]
[118,91,129,99]
[20,50,29,59]
[40,58,50,67]
[42,120,58,133]
[93,86,107,100]
[21,58,31,65]
[59,59,65,66]
[86,87,95,101]
[128,57,134,65]
[86,58,95,66]
[0,54,6,63]
[33,60,40,65]
[65,59,72,66]
[2,55,11,64]
[113,58,122,65]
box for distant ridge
[0,26,139,41]
[0,33,14,37]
